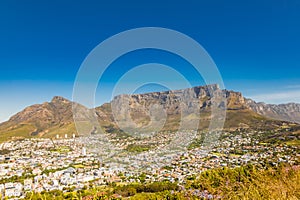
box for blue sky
[0,0,300,122]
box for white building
[82,147,86,156]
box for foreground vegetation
[22,163,300,200]
[189,164,300,199]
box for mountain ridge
[246,99,300,123]
[0,84,299,141]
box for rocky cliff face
[0,84,299,141]
[111,84,247,116]
[109,84,272,132]
[111,84,221,115]
[246,99,300,123]
[110,84,225,131]
[109,84,300,131]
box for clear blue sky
[0,0,300,122]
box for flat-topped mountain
[108,84,298,132]
[0,84,299,141]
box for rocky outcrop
[0,84,299,140]
[111,84,249,117]
[246,99,300,123]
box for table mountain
[0,84,299,141]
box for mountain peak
[51,96,71,104]
[0,84,299,142]
[195,84,220,90]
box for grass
[73,164,85,168]
[0,123,36,143]
[50,146,72,153]
[46,123,76,138]
[126,144,151,153]
[224,109,266,129]
[190,164,300,200]
[285,139,300,146]
[212,152,226,157]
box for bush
[190,164,300,199]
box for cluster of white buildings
[0,129,299,199]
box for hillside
[0,84,299,142]
[246,99,300,123]
[0,96,75,142]
[23,164,300,199]
[103,85,290,132]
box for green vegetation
[50,146,72,153]
[73,164,85,169]
[224,109,266,129]
[0,122,77,142]
[0,173,34,184]
[188,133,205,149]
[46,123,76,138]
[0,123,36,142]
[113,181,178,197]
[285,139,300,146]
[0,149,10,155]
[104,125,130,139]
[23,164,300,199]
[126,144,150,153]
[42,166,69,176]
[189,164,300,199]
